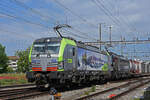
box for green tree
[0,44,8,73]
[15,48,30,73]
[7,66,14,73]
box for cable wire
[5,0,97,41]
[0,8,50,29]
[9,0,57,24]
[61,29,90,40]
[99,0,134,31]
[53,0,98,29]
[92,0,128,32]
[0,1,54,26]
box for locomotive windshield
[32,42,60,54]
[47,42,60,54]
[33,43,45,53]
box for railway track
[0,75,150,100]
[109,79,150,100]
[0,87,49,100]
[0,83,49,100]
[0,83,35,89]
[75,77,150,100]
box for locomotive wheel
[36,80,47,90]
[99,76,107,84]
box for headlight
[58,61,64,68]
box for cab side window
[73,48,75,56]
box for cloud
[1,0,150,59]
[20,0,31,3]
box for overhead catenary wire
[99,0,135,31]
[4,0,98,41]
[0,7,50,29]
[0,0,149,61]
[91,0,132,40]
[0,0,138,42]
[0,7,95,42]
[91,0,119,26]
[0,5,96,42]
[61,29,91,40]
[0,0,136,42]
[0,28,35,39]
[96,0,137,38]
[0,0,57,38]
[92,0,129,32]
[53,0,98,29]
[0,0,62,37]
[8,0,58,24]
[53,0,101,41]
[0,1,55,26]
[96,0,123,26]
[0,12,52,38]
[71,27,98,41]
[54,24,95,39]
[101,0,117,14]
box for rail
[75,77,150,100]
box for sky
[0,0,150,60]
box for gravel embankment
[118,84,150,100]
[26,81,129,100]
[26,77,150,100]
[89,81,150,100]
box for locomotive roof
[34,37,76,43]
[34,37,99,48]
[33,37,106,54]
[34,37,61,43]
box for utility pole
[121,36,123,55]
[99,23,105,51]
[109,25,112,45]
[99,23,102,51]
[133,37,136,59]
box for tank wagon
[129,60,140,74]
[26,37,112,88]
[129,60,150,75]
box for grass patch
[91,85,96,92]
[84,85,96,96]
[0,73,28,86]
[84,91,90,95]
